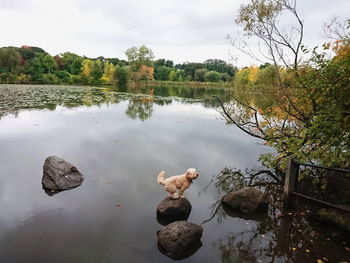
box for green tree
[41,54,57,74]
[176,62,205,80]
[256,65,279,86]
[175,70,186,82]
[204,59,236,77]
[91,59,103,82]
[219,0,350,170]
[204,71,222,82]
[61,52,83,75]
[221,72,231,82]
[0,47,21,73]
[54,70,72,83]
[168,70,177,81]
[154,66,172,81]
[114,66,129,85]
[194,68,208,82]
[154,58,174,68]
[125,45,154,71]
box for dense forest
[0,45,237,85]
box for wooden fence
[283,158,350,213]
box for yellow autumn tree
[101,61,116,84]
[247,66,259,84]
[81,59,93,77]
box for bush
[204,71,222,82]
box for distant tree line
[154,58,237,82]
[0,45,237,85]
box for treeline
[234,63,281,88]
[154,58,236,82]
[0,45,237,85]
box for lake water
[0,84,348,262]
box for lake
[0,84,348,263]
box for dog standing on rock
[157,168,199,199]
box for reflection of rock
[42,156,84,191]
[157,221,203,260]
[221,202,267,221]
[156,197,191,226]
[42,188,63,196]
[221,187,268,214]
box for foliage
[125,45,154,71]
[220,43,350,170]
[168,70,177,81]
[101,61,116,84]
[175,62,204,80]
[204,59,237,77]
[230,0,305,78]
[154,66,172,81]
[220,0,350,171]
[154,59,174,68]
[234,67,251,87]
[60,52,83,75]
[0,44,238,85]
[0,47,21,73]
[114,66,129,85]
[204,71,222,82]
[194,68,208,82]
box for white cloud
[0,0,349,65]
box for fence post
[283,158,298,209]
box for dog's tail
[157,171,166,185]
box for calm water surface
[0,84,348,263]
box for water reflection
[157,238,203,261]
[204,168,350,263]
[126,97,154,121]
[2,84,348,262]
[0,85,266,262]
[0,84,232,121]
[42,188,63,196]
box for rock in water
[42,156,84,190]
[221,187,268,214]
[156,197,192,225]
[157,221,203,260]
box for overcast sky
[1,0,349,66]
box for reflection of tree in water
[203,168,350,263]
[125,97,153,121]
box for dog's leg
[165,184,178,199]
[178,187,186,198]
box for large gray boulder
[221,187,268,214]
[157,221,203,260]
[42,156,84,191]
[156,197,191,225]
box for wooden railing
[283,158,350,213]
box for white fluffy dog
[157,168,199,199]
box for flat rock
[42,156,84,191]
[221,187,268,214]
[156,197,191,225]
[157,221,203,260]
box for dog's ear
[185,170,192,180]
